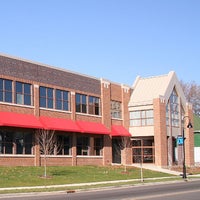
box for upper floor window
[76,93,87,113]
[16,82,32,105]
[166,88,179,127]
[56,89,69,111]
[39,86,53,109]
[111,101,122,119]
[89,96,100,115]
[0,78,12,103]
[75,93,100,115]
[130,110,154,126]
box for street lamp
[182,116,193,180]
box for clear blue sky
[1,0,200,86]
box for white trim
[0,102,34,109]
[0,154,34,157]
[76,156,103,158]
[40,155,72,158]
[39,107,72,114]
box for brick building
[0,54,194,168]
[0,54,131,167]
[129,72,194,167]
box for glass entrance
[132,137,155,163]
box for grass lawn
[0,165,173,188]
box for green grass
[0,165,173,188]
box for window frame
[110,100,122,119]
[15,81,32,106]
[0,78,13,103]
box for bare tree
[180,80,200,116]
[113,136,131,172]
[36,129,62,177]
[120,136,131,172]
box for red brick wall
[76,157,103,166]
[0,156,35,166]
[153,97,168,167]
[40,157,72,166]
[185,104,194,166]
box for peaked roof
[129,71,187,109]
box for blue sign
[177,137,184,145]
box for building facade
[0,54,194,168]
[0,54,132,167]
[128,72,194,167]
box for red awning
[111,125,131,137]
[40,116,81,132]
[0,112,43,129]
[76,120,110,135]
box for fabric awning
[76,120,110,135]
[111,125,132,137]
[0,111,43,129]
[40,116,81,132]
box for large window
[132,138,155,163]
[39,86,53,109]
[166,88,179,127]
[39,87,70,111]
[0,131,33,155]
[77,136,103,156]
[56,89,69,111]
[111,101,122,119]
[77,136,89,155]
[89,96,100,115]
[76,93,100,115]
[0,78,13,103]
[130,110,154,126]
[57,135,72,155]
[76,94,87,113]
[15,82,32,105]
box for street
[1,179,200,200]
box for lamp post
[182,116,193,180]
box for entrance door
[132,137,155,163]
[112,138,121,164]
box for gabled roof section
[129,71,187,108]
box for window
[0,78,12,103]
[16,82,32,105]
[0,131,33,155]
[77,136,89,155]
[94,137,103,156]
[111,101,122,119]
[132,138,155,163]
[56,89,69,111]
[130,110,154,126]
[76,94,87,113]
[39,86,53,109]
[166,88,179,127]
[57,135,72,155]
[89,96,100,115]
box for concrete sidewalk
[132,164,181,176]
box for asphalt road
[1,179,200,200]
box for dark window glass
[39,87,54,109]
[16,82,31,105]
[5,92,12,103]
[0,79,3,90]
[16,82,22,93]
[5,80,12,91]
[0,79,13,103]
[40,87,46,97]
[55,89,69,111]
[77,136,89,155]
